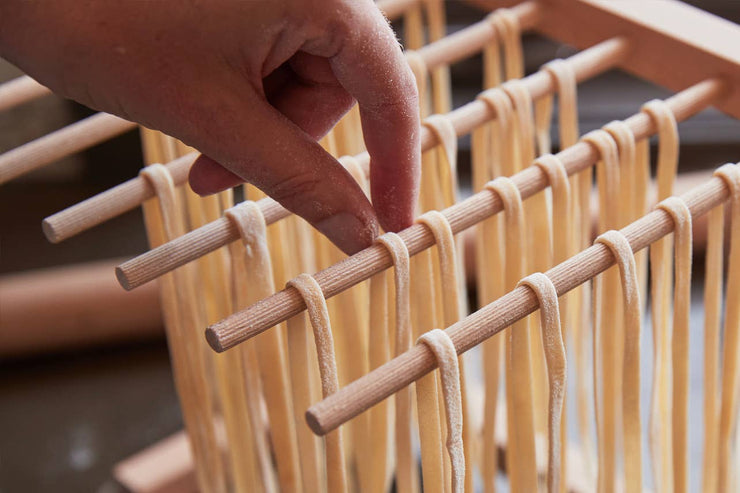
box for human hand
[0,0,420,254]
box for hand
[0,0,420,254]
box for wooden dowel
[0,112,136,184]
[42,1,541,244]
[0,259,161,358]
[0,75,51,112]
[205,77,725,353]
[116,37,629,291]
[116,195,288,290]
[43,153,196,243]
[306,166,736,435]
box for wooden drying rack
[201,0,740,435]
[4,0,739,468]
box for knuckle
[269,171,322,204]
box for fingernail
[316,212,379,255]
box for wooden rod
[0,75,51,113]
[115,37,628,291]
[0,112,136,184]
[43,153,196,243]
[115,194,288,290]
[42,1,541,244]
[205,76,726,353]
[0,259,161,358]
[307,165,737,435]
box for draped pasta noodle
[482,18,503,90]
[226,202,301,493]
[414,332,446,493]
[534,154,571,491]
[485,177,537,492]
[224,203,279,493]
[413,113,464,493]
[424,0,452,114]
[403,1,425,51]
[367,265,392,493]
[541,58,592,487]
[138,162,228,493]
[417,117,463,411]
[502,79,551,443]
[488,9,524,80]
[595,230,643,493]
[581,129,622,493]
[604,123,647,439]
[517,273,566,493]
[183,171,263,492]
[286,274,348,493]
[285,309,324,491]
[376,233,415,493]
[603,121,638,229]
[417,329,466,493]
[419,209,461,330]
[473,87,513,492]
[542,60,580,149]
[410,247,445,490]
[603,119,650,303]
[642,99,680,493]
[421,115,459,210]
[702,204,724,493]
[417,210,473,492]
[335,155,374,489]
[655,197,692,493]
[340,145,385,493]
[714,163,740,493]
[406,50,430,118]
[501,81,536,175]
[534,88,554,156]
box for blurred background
[2,1,740,491]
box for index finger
[328,0,421,233]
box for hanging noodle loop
[595,229,643,492]
[286,274,348,493]
[517,272,567,493]
[417,329,466,493]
